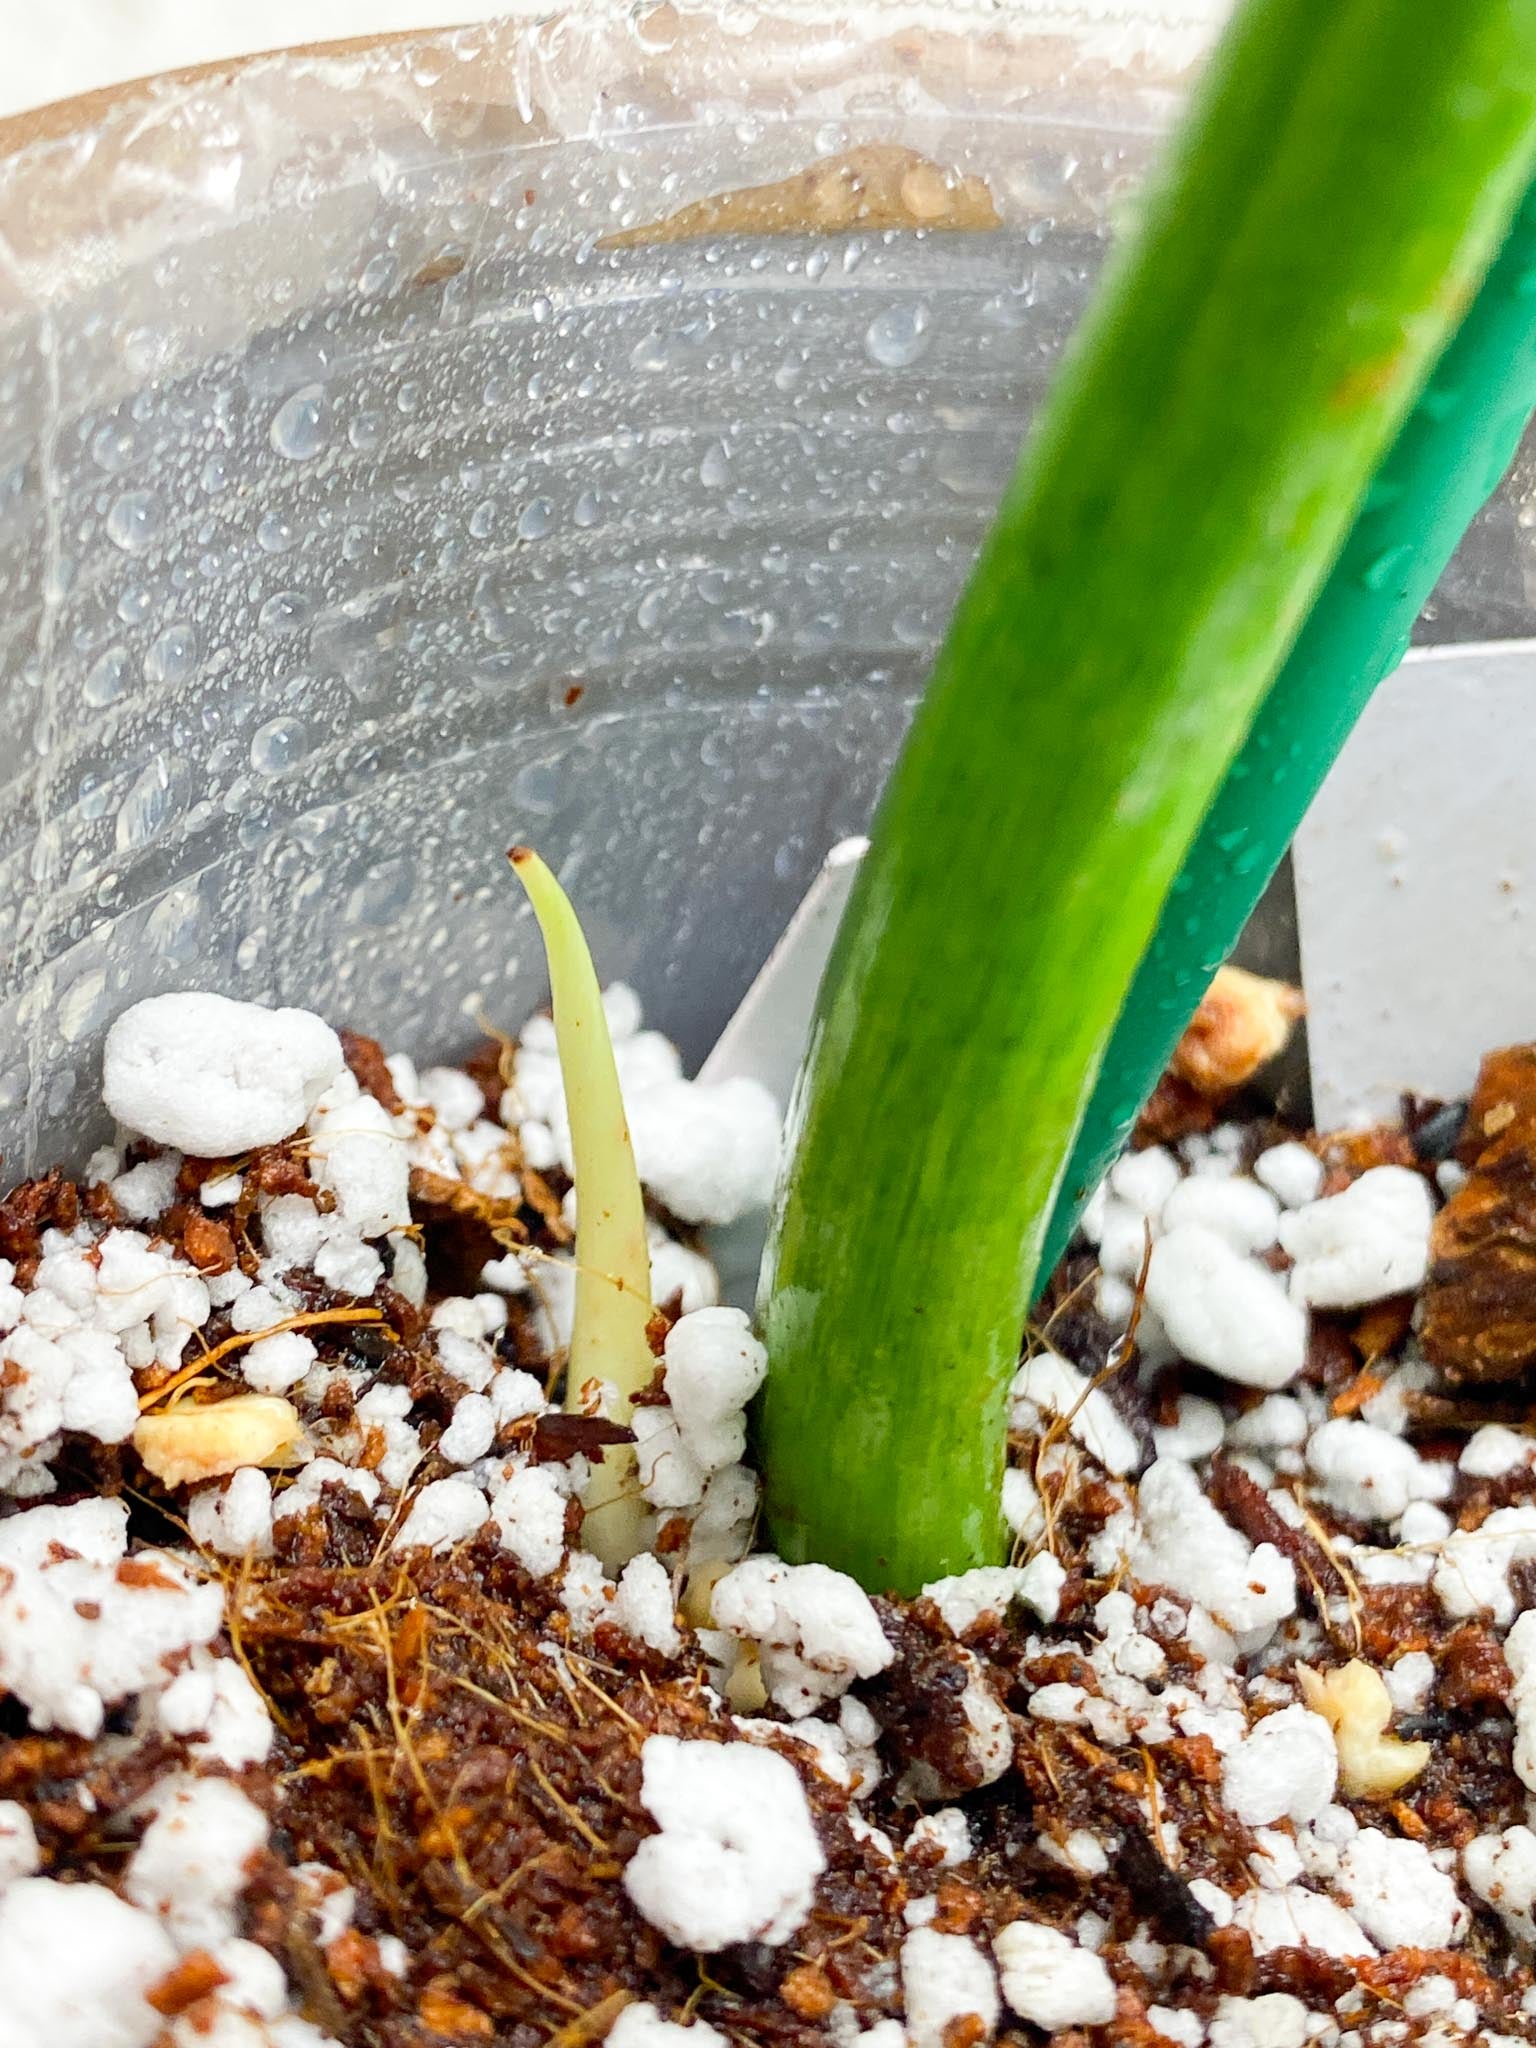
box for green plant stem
[758,0,1536,1593]
[1035,177,1536,1284]
[508,847,653,1571]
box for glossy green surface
[1036,180,1536,1283]
[759,0,1536,1591]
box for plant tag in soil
[1294,639,1536,1130]
[711,643,1536,1294]
[699,834,866,1307]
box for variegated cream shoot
[509,847,653,1572]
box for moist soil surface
[6,996,1536,2047]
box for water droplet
[621,0,677,51]
[200,453,229,495]
[270,384,329,460]
[91,422,138,473]
[636,587,666,631]
[517,498,553,541]
[699,442,732,489]
[116,584,152,626]
[106,489,164,554]
[573,489,599,528]
[83,645,129,708]
[236,927,268,972]
[469,500,497,540]
[257,512,299,554]
[78,775,111,821]
[360,252,398,296]
[258,589,314,636]
[284,805,335,859]
[145,622,198,685]
[349,410,384,453]
[396,381,423,416]
[347,856,415,927]
[250,715,308,775]
[512,758,559,815]
[629,330,672,373]
[26,820,57,883]
[146,883,202,964]
[58,970,108,1047]
[864,303,931,369]
[804,247,830,283]
[115,753,187,851]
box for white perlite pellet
[994,1919,1117,2030]
[624,1736,824,1951]
[104,993,343,1156]
[901,1928,999,2048]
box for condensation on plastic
[0,2,1526,1174]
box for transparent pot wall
[0,4,1532,1174]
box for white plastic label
[1294,639,1536,1130]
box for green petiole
[1035,177,1536,1283]
[758,0,1536,1592]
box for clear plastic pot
[1,3,1532,1175]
